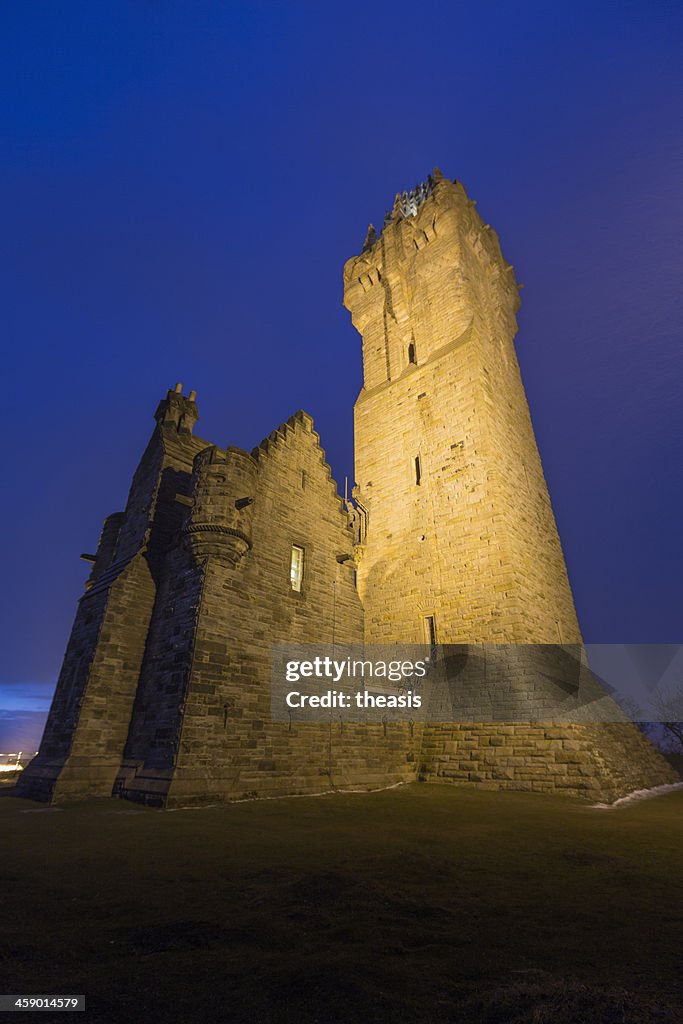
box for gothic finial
[362,224,377,251]
[432,166,445,181]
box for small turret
[154,382,199,435]
[183,445,258,565]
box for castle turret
[184,446,257,564]
[154,382,199,435]
[343,171,678,800]
[345,170,579,646]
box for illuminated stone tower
[344,170,580,646]
[342,170,677,799]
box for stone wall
[19,396,417,806]
[120,411,414,806]
[17,389,207,802]
[419,721,678,800]
[345,173,579,645]
[344,171,678,798]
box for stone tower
[344,170,578,646]
[343,170,678,798]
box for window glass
[290,545,305,592]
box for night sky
[1,2,682,742]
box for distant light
[0,751,37,771]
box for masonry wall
[346,175,579,645]
[417,645,678,798]
[116,411,415,807]
[419,721,678,800]
[16,391,207,802]
[19,390,419,806]
[344,172,677,798]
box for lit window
[290,545,305,592]
[423,615,437,661]
[423,615,437,647]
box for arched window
[408,342,417,365]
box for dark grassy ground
[1,783,681,1023]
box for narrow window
[301,470,307,489]
[424,615,437,646]
[423,615,437,661]
[290,545,305,592]
[414,455,422,486]
[408,342,416,364]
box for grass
[1,783,682,1023]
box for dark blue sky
[2,1,682,714]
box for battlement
[351,170,516,286]
[359,168,446,249]
[344,173,520,398]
